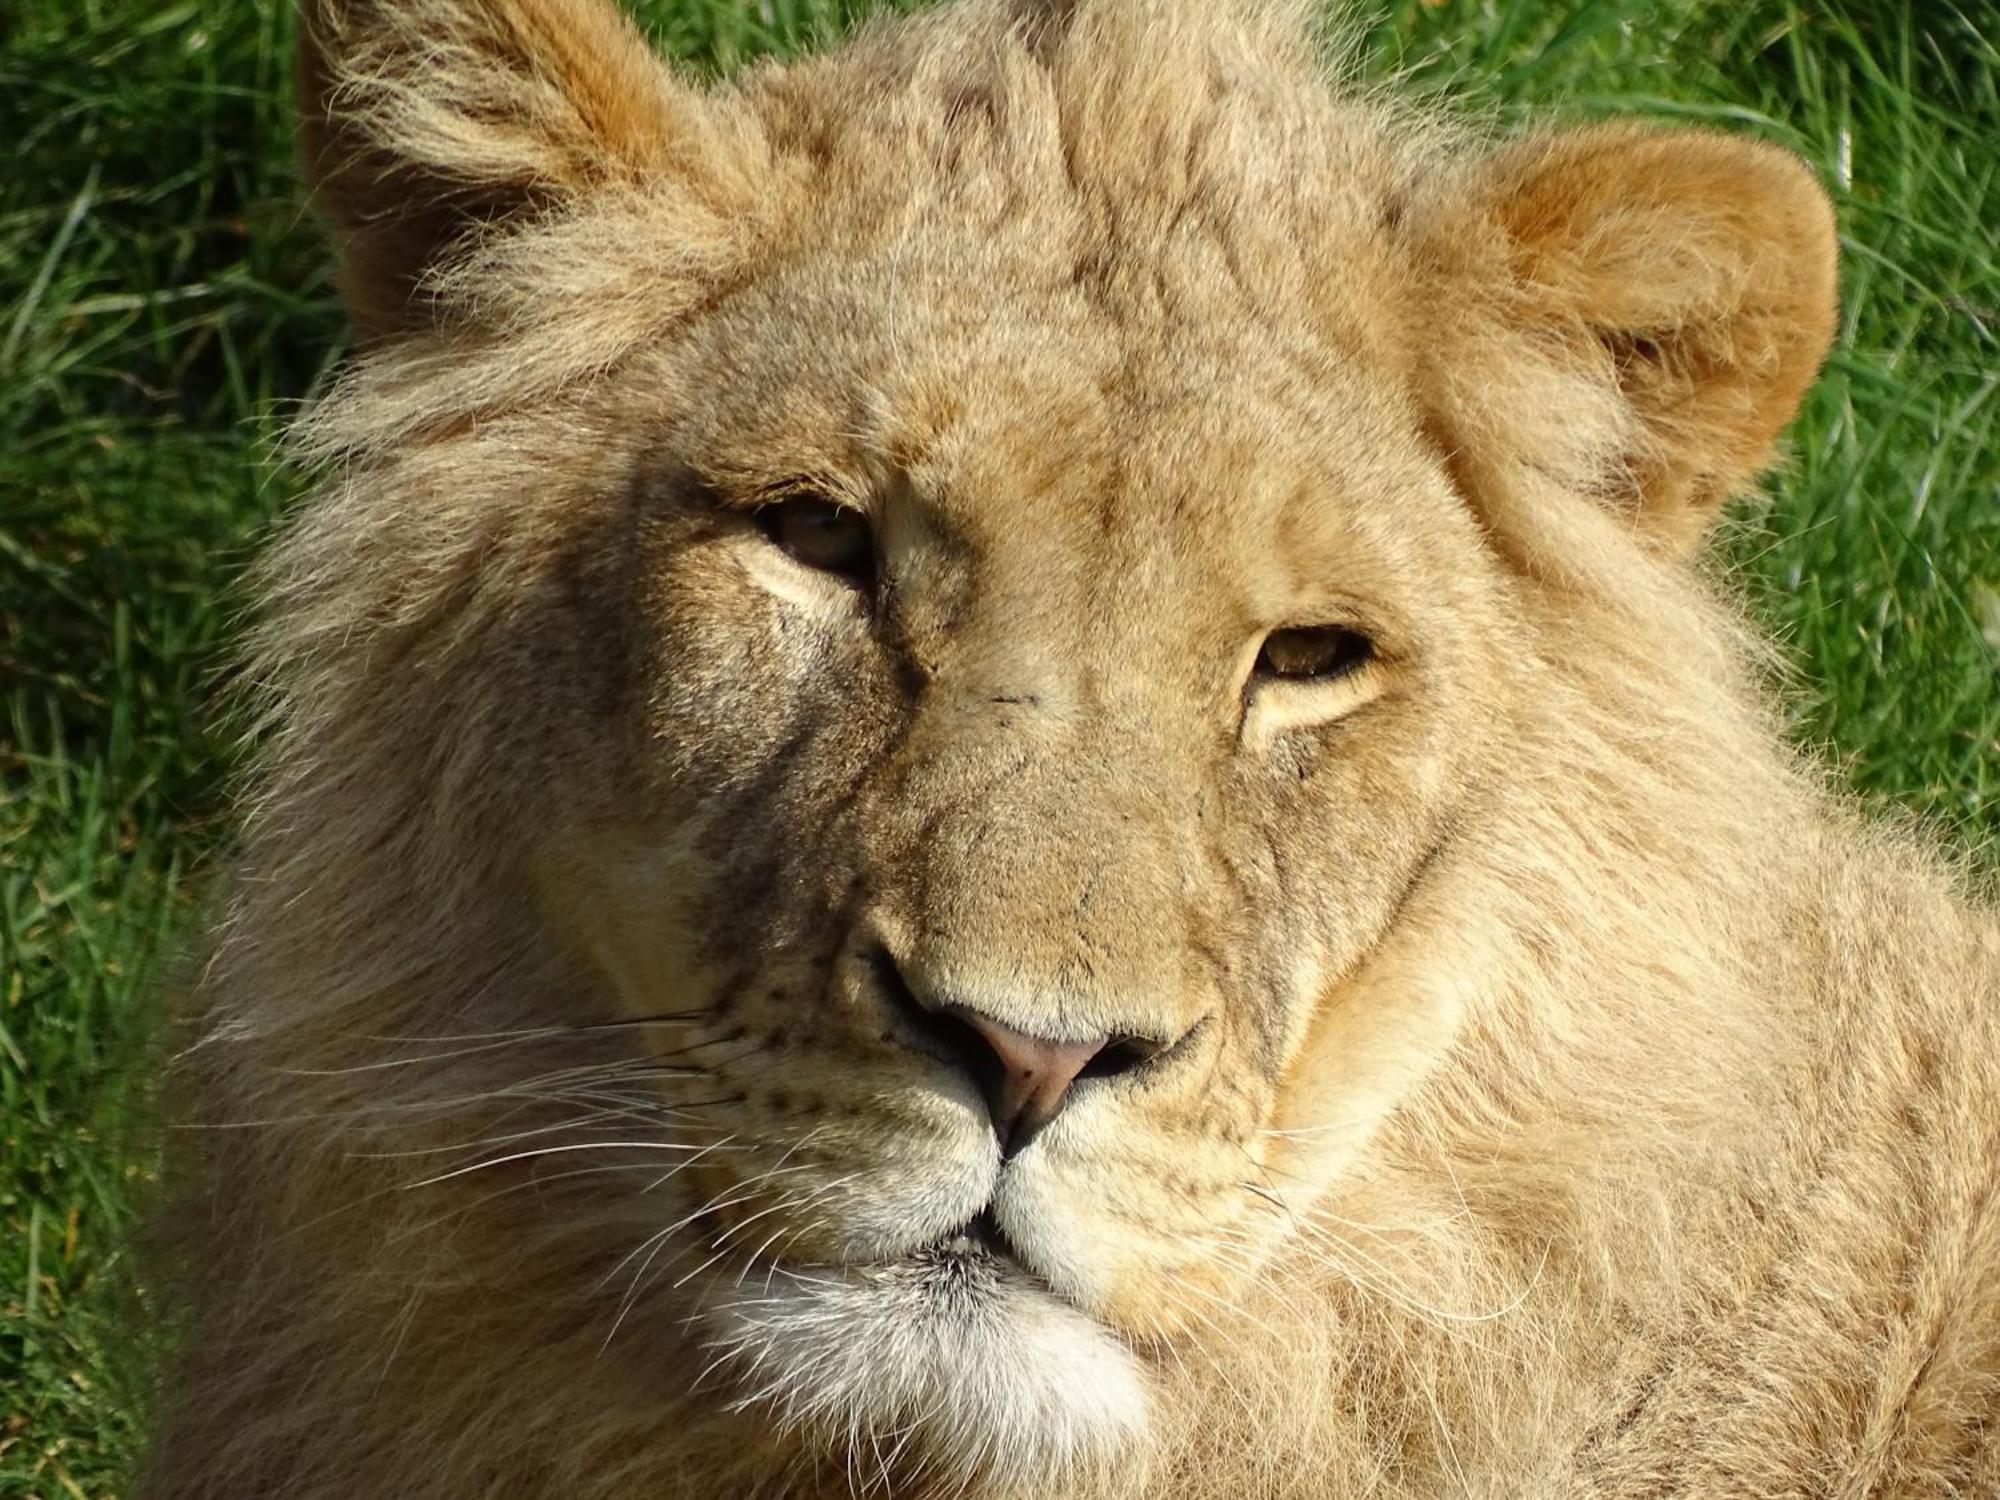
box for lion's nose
[943,1007,1121,1159]
[873,950,1169,1158]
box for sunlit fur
[143,0,2000,1496]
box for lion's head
[177,0,1837,1492]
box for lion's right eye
[755,495,875,586]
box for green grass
[1,0,1993,1492]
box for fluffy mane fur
[143,1,2000,1497]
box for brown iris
[755,494,875,585]
[1254,624,1375,682]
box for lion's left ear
[1421,125,1838,555]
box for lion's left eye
[755,495,875,585]
[1254,624,1375,682]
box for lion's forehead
[652,248,1453,623]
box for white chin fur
[704,1255,1151,1493]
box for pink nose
[943,1008,1106,1157]
[939,1005,1167,1157]
[871,947,1176,1157]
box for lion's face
[284,0,1834,1485]
[519,211,1512,1444]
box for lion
[141,0,2000,1495]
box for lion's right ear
[299,0,752,339]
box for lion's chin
[702,1226,1153,1492]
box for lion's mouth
[702,1200,1152,1478]
[907,1207,1045,1298]
[927,1206,1008,1259]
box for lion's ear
[299,0,745,339]
[1423,125,1838,556]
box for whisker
[352,1009,714,1046]
[404,1137,750,1190]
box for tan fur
[144,1,2000,1496]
